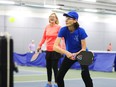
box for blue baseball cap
[63,11,79,20]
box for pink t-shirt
[38,24,61,51]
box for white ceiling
[1,0,116,15]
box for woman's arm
[81,39,87,51]
[37,29,46,51]
[53,37,73,58]
[75,39,86,55]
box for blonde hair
[49,13,59,24]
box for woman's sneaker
[45,83,52,87]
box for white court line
[14,69,46,76]
[14,77,116,83]
[18,69,46,73]
[14,73,46,77]
[92,77,116,80]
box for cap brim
[63,13,71,17]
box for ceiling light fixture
[82,0,96,2]
[0,1,15,5]
[84,9,98,12]
[44,5,60,9]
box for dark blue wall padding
[14,52,116,72]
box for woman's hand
[70,53,76,60]
[37,46,41,52]
[65,52,75,60]
[69,52,79,60]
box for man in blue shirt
[53,11,93,87]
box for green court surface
[14,66,116,82]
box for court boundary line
[14,77,116,83]
[18,69,46,73]
[14,74,46,77]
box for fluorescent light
[82,0,96,2]
[0,1,15,5]
[25,3,60,9]
[44,5,60,9]
[84,9,98,12]
[25,3,43,7]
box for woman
[28,40,36,53]
[107,43,112,51]
[37,13,61,87]
[53,11,93,87]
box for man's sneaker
[45,83,52,87]
[54,84,58,87]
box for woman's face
[49,14,57,23]
[65,17,76,27]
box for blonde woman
[37,13,61,87]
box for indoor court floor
[14,66,116,87]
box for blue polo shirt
[58,26,88,53]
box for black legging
[57,56,93,87]
[46,51,61,83]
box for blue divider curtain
[14,52,116,72]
